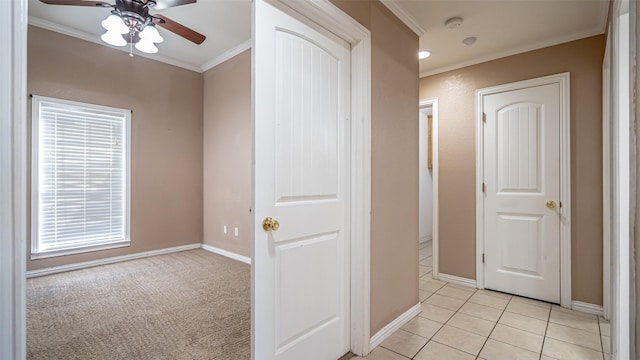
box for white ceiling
[29,0,608,75]
[28,0,252,72]
[384,0,609,77]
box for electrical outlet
[223,225,227,234]
[234,227,239,237]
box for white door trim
[257,0,372,356]
[1,0,27,358]
[419,98,439,279]
[608,0,632,357]
[602,30,612,321]
[475,73,572,308]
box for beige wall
[420,35,606,305]
[27,26,204,271]
[202,50,252,257]
[331,0,420,334]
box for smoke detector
[445,17,463,29]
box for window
[31,96,130,258]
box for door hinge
[482,253,485,263]
[559,201,562,208]
[482,182,486,193]
[482,113,487,123]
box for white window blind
[31,96,130,258]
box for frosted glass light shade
[101,14,129,34]
[101,30,127,47]
[139,25,163,43]
[135,39,158,54]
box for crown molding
[28,16,203,73]
[379,0,425,37]
[200,39,251,72]
[420,27,605,78]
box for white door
[483,83,561,303]
[253,0,351,359]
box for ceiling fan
[39,0,206,54]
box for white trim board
[438,273,477,289]
[26,244,201,278]
[257,0,372,356]
[1,0,27,358]
[201,244,251,264]
[420,98,439,279]
[420,27,606,78]
[29,16,252,74]
[602,30,612,321]
[379,0,425,37]
[28,16,203,73]
[201,40,251,72]
[571,301,604,316]
[419,235,432,243]
[369,303,421,350]
[475,73,572,308]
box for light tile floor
[357,241,611,360]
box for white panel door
[483,83,561,303]
[253,0,351,359]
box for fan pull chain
[129,32,134,57]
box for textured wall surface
[420,35,606,304]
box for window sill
[30,240,131,260]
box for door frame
[254,0,372,356]
[419,98,439,278]
[602,27,612,321]
[606,0,633,357]
[1,0,27,358]
[475,73,572,308]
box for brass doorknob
[262,217,280,231]
[546,201,556,209]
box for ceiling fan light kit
[139,25,163,43]
[101,14,128,34]
[100,6,164,53]
[101,29,127,46]
[40,0,206,55]
[134,38,159,53]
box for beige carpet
[27,249,250,360]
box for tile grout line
[411,280,481,359]
[377,339,414,360]
[545,313,607,355]
[414,277,603,360]
[380,270,437,360]
[428,286,483,358]
[598,316,605,360]
[409,272,449,360]
[538,304,552,360]
[474,293,511,359]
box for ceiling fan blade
[152,0,195,10]
[39,0,112,7]
[153,15,205,45]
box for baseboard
[369,303,421,350]
[419,235,433,243]
[201,244,251,264]
[26,243,201,278]
[438,273,477,289]
[571,301,604,316]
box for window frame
[31,95,131,259]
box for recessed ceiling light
[462,37,477,46]
[418,50,431,59]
